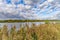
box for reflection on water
[0,22,45,28]
[0,22,60,30]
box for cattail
[16,24,24,40]
[2,25,8,40]
[0,28,2,40]
[0,23,60,40]
[10,25,17,40]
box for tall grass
[0,23,60,40]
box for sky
[0,0,60,20]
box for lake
[0,22,45,29]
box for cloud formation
[0,0,60,20]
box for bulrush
[0,28,2,40]
[0,23,60,40]
[1,25,8,40]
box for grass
[0,23,60,40]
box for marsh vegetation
[0,22,60,40]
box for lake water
[0,22,60,30]
[0,22,45,29]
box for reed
[0,23,60,40]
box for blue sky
[0,0,60,20]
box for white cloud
[24,0,32,5]
[0,0,60,20]
[47,0,54,2]
[11,0,20,4]
[18,4,25,11]
[38,1,49,9]
[54,0,60,3]
[25,5,31,9]
[24,0,40,7]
